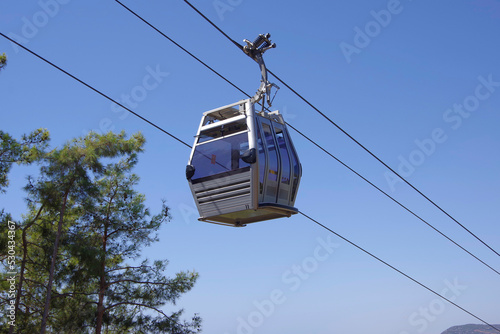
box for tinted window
[257,128,265,195]
[275,127,290,185]
[284,129,300,202]
[191,132,250,181]
[262,123,278,182]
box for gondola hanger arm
[243,33,279,110]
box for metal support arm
[243,33,279,110]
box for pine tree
[75,158,201,333]
[0,131,201,333]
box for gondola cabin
[186,99,301,227]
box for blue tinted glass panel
[191,132,250,180]
[284,129,300,202]
[262,123,278,182]
[257,128,265,195]
[275,128,290,185]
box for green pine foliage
[0,128,50,193]
[0,53,6,71]
[0,131,201,333]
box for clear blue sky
[1,1,500,333]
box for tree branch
[106,264,153,273]
[104,301,168,318]
[105,279,171,289]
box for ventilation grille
[192,171,252,218]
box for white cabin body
[186,99,301,227]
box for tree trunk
[95,223,108,334]
[40,193,69,334]
[9,206,44,334]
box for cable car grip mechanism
[243,33,279,111]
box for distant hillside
[441,324,500,334]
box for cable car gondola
[186,34,302,227]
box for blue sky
[1,0,500,333]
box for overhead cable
[0,33,191,149]
[111,2,500,277]
[2,27,498,333]
[301,211,500,333]
[180,0,500,258]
